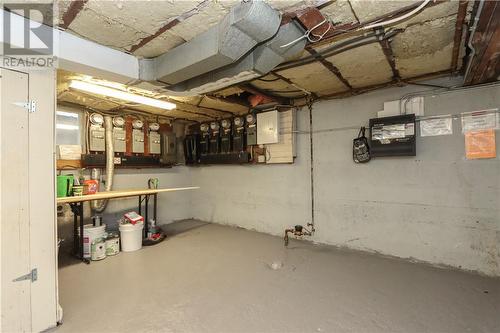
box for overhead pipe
[90,116,114,213]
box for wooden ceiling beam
[59,0,88,30]
[378,38,401,81]
[305,48,353,89]
[451,0,469,72]
[129,0,211,53]
[464,0,500,85]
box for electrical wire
[362,0,432,30]
[280,18,332,48]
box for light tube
[69,80,176,110]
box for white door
[1,68,32,332]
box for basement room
[1,0,499,332]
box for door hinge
[13,268,38,283]
[13,100,36,113]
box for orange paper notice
[465,129,496,159]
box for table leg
[154,194,157,223]
[71,204,78,256]
[144,195,149,238]
[138,195,142,216]
[78,203,90,264]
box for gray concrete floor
[56,220,500,333]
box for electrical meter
[112,116,126,153]
[148,122,161,155]
[90,113,104,126]
[245,113,257,146]
[132,119,144,153]
[200,123,210,156]
[89,113,105,151]
[220,119,232,153]
[233,117,246,152]
[209,121,220,154]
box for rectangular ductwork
[138,0,307,96]
[149,0,281,86]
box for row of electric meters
[199,113,257,155]
[88,113,161,154]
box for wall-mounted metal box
[89,126,105,151]
[113,127,126,153]
[161,132,177,164]
[149,132,161,154]
[132,129,144,153]
[257,110,279,144]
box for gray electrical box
[160,132,177,164]
[113,128,126,153]
[149,131,161,155]
[132,129,144,153]
[89,126,105,151]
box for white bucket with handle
[119,221,143,252]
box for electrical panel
[112,116,126,153]
[148,122,161,155]
[184,134,200,164]
[132,129,144,153]
[132,119,144,153]
[257,110,279,144]
[246,114,257,146]
[89,113,105,152]
[369,114,416,157]
[160,132,177,164]
[113,128,126,153]
[149,132,161,154]
[89,127,105,151]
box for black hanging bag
[353,127,370,163]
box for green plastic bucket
[57,175,74,198]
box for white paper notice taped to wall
[420,116,453,137]
[461,109,499,133]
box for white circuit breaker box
[113,128,126,153]
[149,132,161,154]
[257,110,279,144]
[89,126,105,151]
[132,129,144,153]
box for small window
[56,109,81,145]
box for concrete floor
[56,220,500,333]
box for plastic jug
[57,175,74,197]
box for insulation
[349,0,415,23]
[69,7,149,49]
[326,43,393,88]
[198,96,249,115]
[132,31,185,58]
[276,62,348,96]
[392,16,456,78]
[169,1,229,41]
[320,0,358,24]
[393,1,459,29]
[250,74,308,97]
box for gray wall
[189,77,500,277]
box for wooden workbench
[56,187,199,204]
[58,186,199,263]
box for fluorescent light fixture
[69,80,176,110]
[56,124,79,130]
[57,111,79,118]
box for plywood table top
[56,187,199,204]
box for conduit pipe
[91,116,114,213]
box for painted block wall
[189,78,500,276]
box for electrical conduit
[91,116,114,213]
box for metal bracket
[13,268,38,283]
[13,100,36,113]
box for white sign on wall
[420,116,453,137]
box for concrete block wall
[187,77,500,277]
